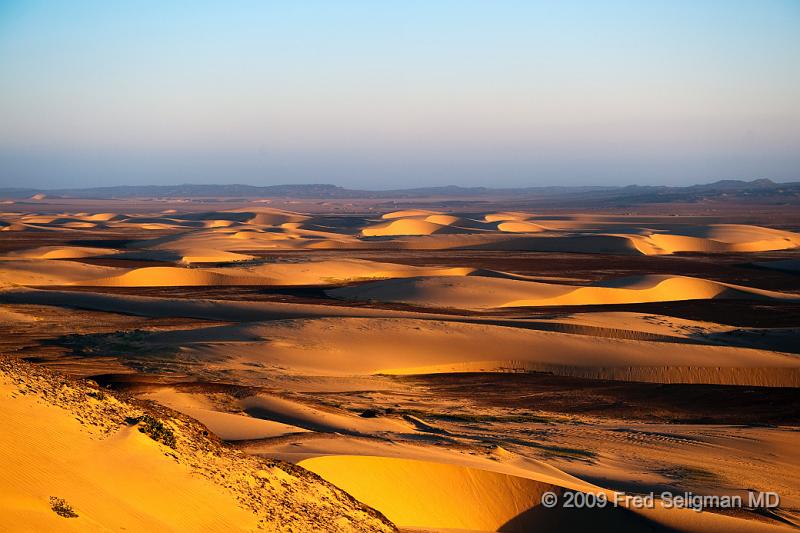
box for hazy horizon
[1,1,799,189]
[0,176,796,194]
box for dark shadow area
[499,498,676,532]
[401,372,800,424]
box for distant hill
[0,179,798,206]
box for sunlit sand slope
[140,389,311,441]
[301,455,793,532]
[329,274,799,309]
[22,311,795,386]
[0,261,123,286]
[0,359,394,532]
[69,259,481,287]
[0,246,115,260]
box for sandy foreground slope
[0,357,394,532]
[3,357,792,533]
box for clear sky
[1,0,798,189]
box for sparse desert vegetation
[49,497,78,518]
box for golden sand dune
[5,282,798,389]
[300,455,792,533]
[135,224,360,252]
[666,223,800,243]
[0,359,394,532]
[424,214,495,230]
[18,215,70,224]
[257,434,584,485]
[82,213,122,221]
[484,211,535,222]
[0,261,122,287]
[536,312,735,338]
[141,389,310,440]
[225,207,311,226]
[253,433,799,532]
[301,455,564,531]
[497,220,549,232]
[359,212,800,253]
[1,222,54,232]
[643,224,800,253]
[364,212,499,236]
[110,248,258,264]
[134,387,423,438]
[362,218,471,236]
[330,274,799,309]
[65,259,480,287]
[240,395,415,435]
[1,246,115,260]
[6,208,793,256]
[107,317,800,386]
[201,219,237,228]
[76,266,273,287]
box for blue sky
[1,0,798,188]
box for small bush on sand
[49,496,78,518]
[125,415,177,448]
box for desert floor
[1,197,799,532]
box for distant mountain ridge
[1,179,798,206]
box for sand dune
[330,274,799,309]
[364,213,497,236]
[360,213,800,254]
[1,246,116,260]
[484,211,535,222]
[134,224,360,252]
[301,455,565,531]
[137,387,417,439]
[89,316,800,386]
[111,248,257,264]
[58,258,480,287]
[227,207,311,226]
[170,207,311,226]
[300,455,793,532]
[0,392,257,530]
[76,266,274,287]
[241,395,415,435]
[0,261,122,287]
[362,218,468,236]
[0,360,393,532]
[83,213,122,221]
[4,207,794,256]
[3,280,797,385]
[141,389,310,440]
[497,220,549,232]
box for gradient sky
[1,0,799,189]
